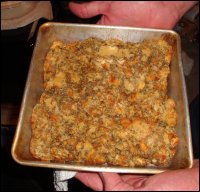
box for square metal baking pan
[12,22,193,174]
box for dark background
[1,1,199,191]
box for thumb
[99,172,134,191]
[68,1,109,18]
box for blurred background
[1,1,199,191]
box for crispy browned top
[30,37,178,167]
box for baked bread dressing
[30,37,178,167]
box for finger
[121,174,148,188]
[68,1,109,18]
[193,159,199,168]
[121,174,148,182]
[75,172,103,191]
[99,172,134,191]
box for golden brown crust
[30,37,178,167]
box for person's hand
[75,160,199,191]
[69,1,197,29]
